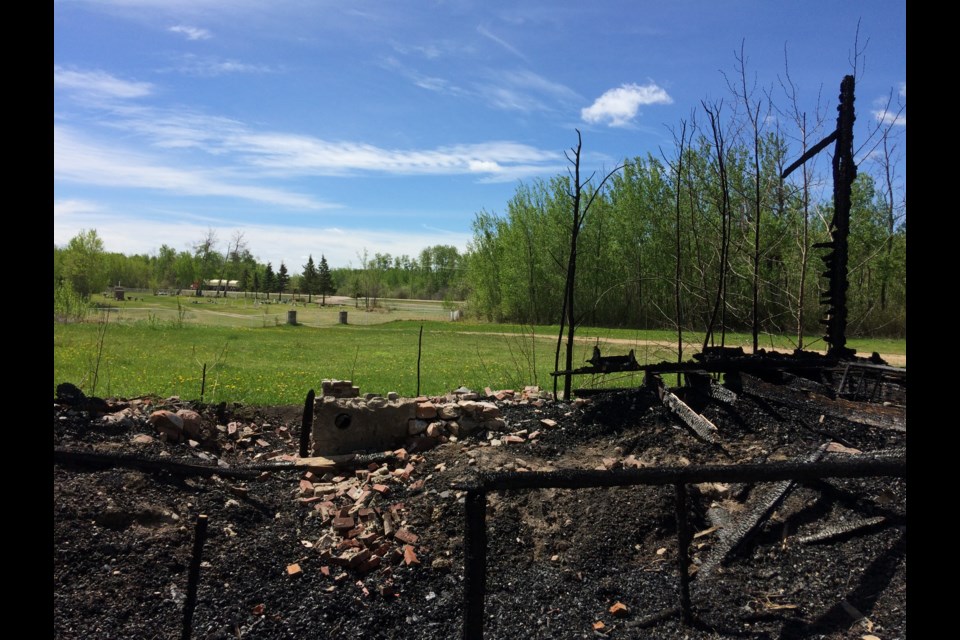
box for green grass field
[54,294,906,405]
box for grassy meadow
[53,293,906,405]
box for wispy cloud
[475,69,579,112]
[581,82,673,127]
[54,125,335,210]
[163,54,276,76]
[230,132,560,178]
[476,24,528,62]
[53,199,103,218]
[54,66,153,100]
[169,24,211,40]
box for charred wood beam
[739,373,905,431]
[54,448,261,479]
[661,389,720,444]
[781,129,839,180]
[686,372,738,404]
[456,456,904,637]
[453,457,904,494]
[181,514,209,640]
[462,489,487,640]
[797,515,887,545]
[53,448,397,478]
[299,388,315,458]
[697,446,827,578]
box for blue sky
[54,0,906,270]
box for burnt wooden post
[182,514,209,640]
[781,75,858,359]
[463,488,488,640]
[416,324,424,397]
[300,389,315,458]
[822,75,857,358]
[674,483,692,624]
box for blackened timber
[452,457,905,493]
[797,515,887,545]
[662,389,720,444]
[824,75,857,358]
[697,446,827,578]
[463,489,488,640]
[182,514,209,640]
[675,483,693,624]
[455,456,905,637]
[739,373,905,431]
[54,448,261,479]
[781,129,839,180]
[300,388,315,458]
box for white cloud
[54,125,335,210]
[54,199,103,218]
[54,66,153,99]
[476,24,528,62]
[899,82,906,98]
[474,69,579,112]
[229,132,559,178]
[581,82,673,127]
[873,109,906,127]
[164,54,275,76]
[169,24,211,40]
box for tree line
[466,51,905,341]
[53,228,468,306]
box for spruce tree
[301,255,318,303]
[318,255,333,305]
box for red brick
[357,530,378,544]
[416,402,438,419]
[372,484,390,495]
[286,563,302,577]
[332,515,355,531]
[393,448,408,461]
[394,528,419,545]
[320,566,330,576]
[609,602,629,616]
[402,545,419,565]
[527,430,541,440]
[540,418,558,428]
[358,555,382,574]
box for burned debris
[54,74,905,639]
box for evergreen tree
[263,262,275,300]
[252,270,260,300]
[277,262,290,299]
[318,255,334,305]
[301,255,318,303]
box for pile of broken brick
[292,447,437,597]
